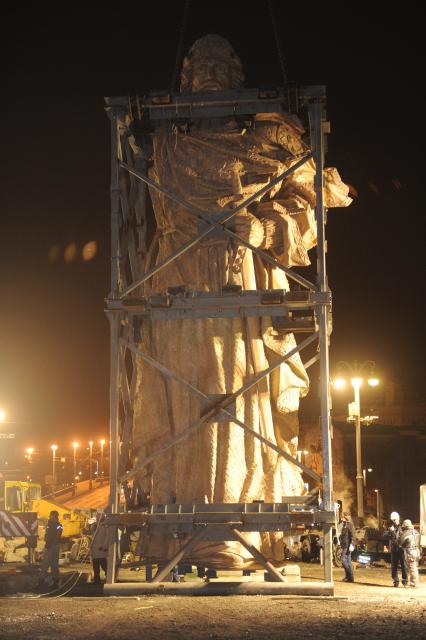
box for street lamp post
[374,488,383,530]
[89,441,94,490]
[72,442,79,494]
[332,360,379,523]
[51,444,58,486]
[352,377,364,520]
[100,439,106,483]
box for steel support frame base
[104,581,334,597]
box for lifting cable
[170,0,191,93]
[170,0,289,92]
[268,0,289,86]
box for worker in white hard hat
[383,511,408,587]
[400,520,420,587]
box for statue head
[180,34,244,93]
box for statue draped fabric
[131,35,351,567]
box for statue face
[191,60,233,92]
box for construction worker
[339,512,355,582]
[38,510,63,588]
[383,511,408,587]
[400,519,420,587]
[90,509,109,584]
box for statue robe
[132,112,351,567]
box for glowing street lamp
[51,444,58,485]
[0,408,6,422]
[25,447,34,463]
[72,442,79,486]
[332,360,380,521]
[362,467,373,487]
[333,378,346,390]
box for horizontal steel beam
[107,290,331,322]
[106,508,336,529]
[147,500,320,513]
[105,85,326,122]
[104,581,334,596]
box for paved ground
[0,563,425,639]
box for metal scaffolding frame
[103,84,335,595]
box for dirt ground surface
[1,564,425,640]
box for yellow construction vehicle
[0,478,91,565]
[0,479,86,538]
[0,479,42,511]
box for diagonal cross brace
[121,331,320,482]
[151,526,207,583]
[229,526,286,582]
[120,338,321,483]
[120,153,315,296]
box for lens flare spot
[367,181,380,194]
[64,242,77,263]
[82,240,98,261]
[48,245,60,262]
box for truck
[0,477,87,563]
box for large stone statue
[132,34,351,568]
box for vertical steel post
[311,99,334,585]
[106,109,121,585]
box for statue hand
[233,213,264,248]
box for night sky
[2,2,425,449]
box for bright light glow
[368,378,379,387]
[363,416,379,424]
[0,409,6,422]
[368,468,373,472]
[333,378,346,390]
[374,489,379,493]
[351,377,362,389]
[25,447,34,455]
[72,441,79,450]
[64,242,77,263]
[89,441,94,447]
[82,240,98,262]
[302,450,309,455]
[100,439,106,446]
[51,444,58,451]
